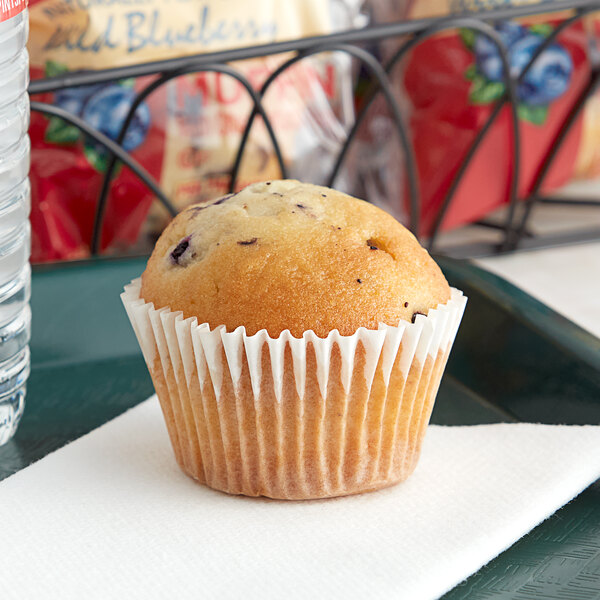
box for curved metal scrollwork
[27,0,600,258]
[93,63,286,254]
[30,100,177,220]
[229,43,421,234]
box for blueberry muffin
[123,180,466,499]
[141,180,451,336]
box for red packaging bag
[358,1,595,237]
[28,70,165,261]
[403,19,591,235]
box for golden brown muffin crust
[141,180,450,337]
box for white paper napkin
[2,396,599,600]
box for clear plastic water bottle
[0,6,30,446]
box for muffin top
[141,180,450,337]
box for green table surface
[1,256,599,599]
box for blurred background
[22,0,600,336]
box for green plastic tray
[1,256,598,598]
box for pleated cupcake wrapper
[122,279,467,499]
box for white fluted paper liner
[122,279,467,499]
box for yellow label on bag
[29,0,331,69]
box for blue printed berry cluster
[463,21,573,124]
[45,61,151,170]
